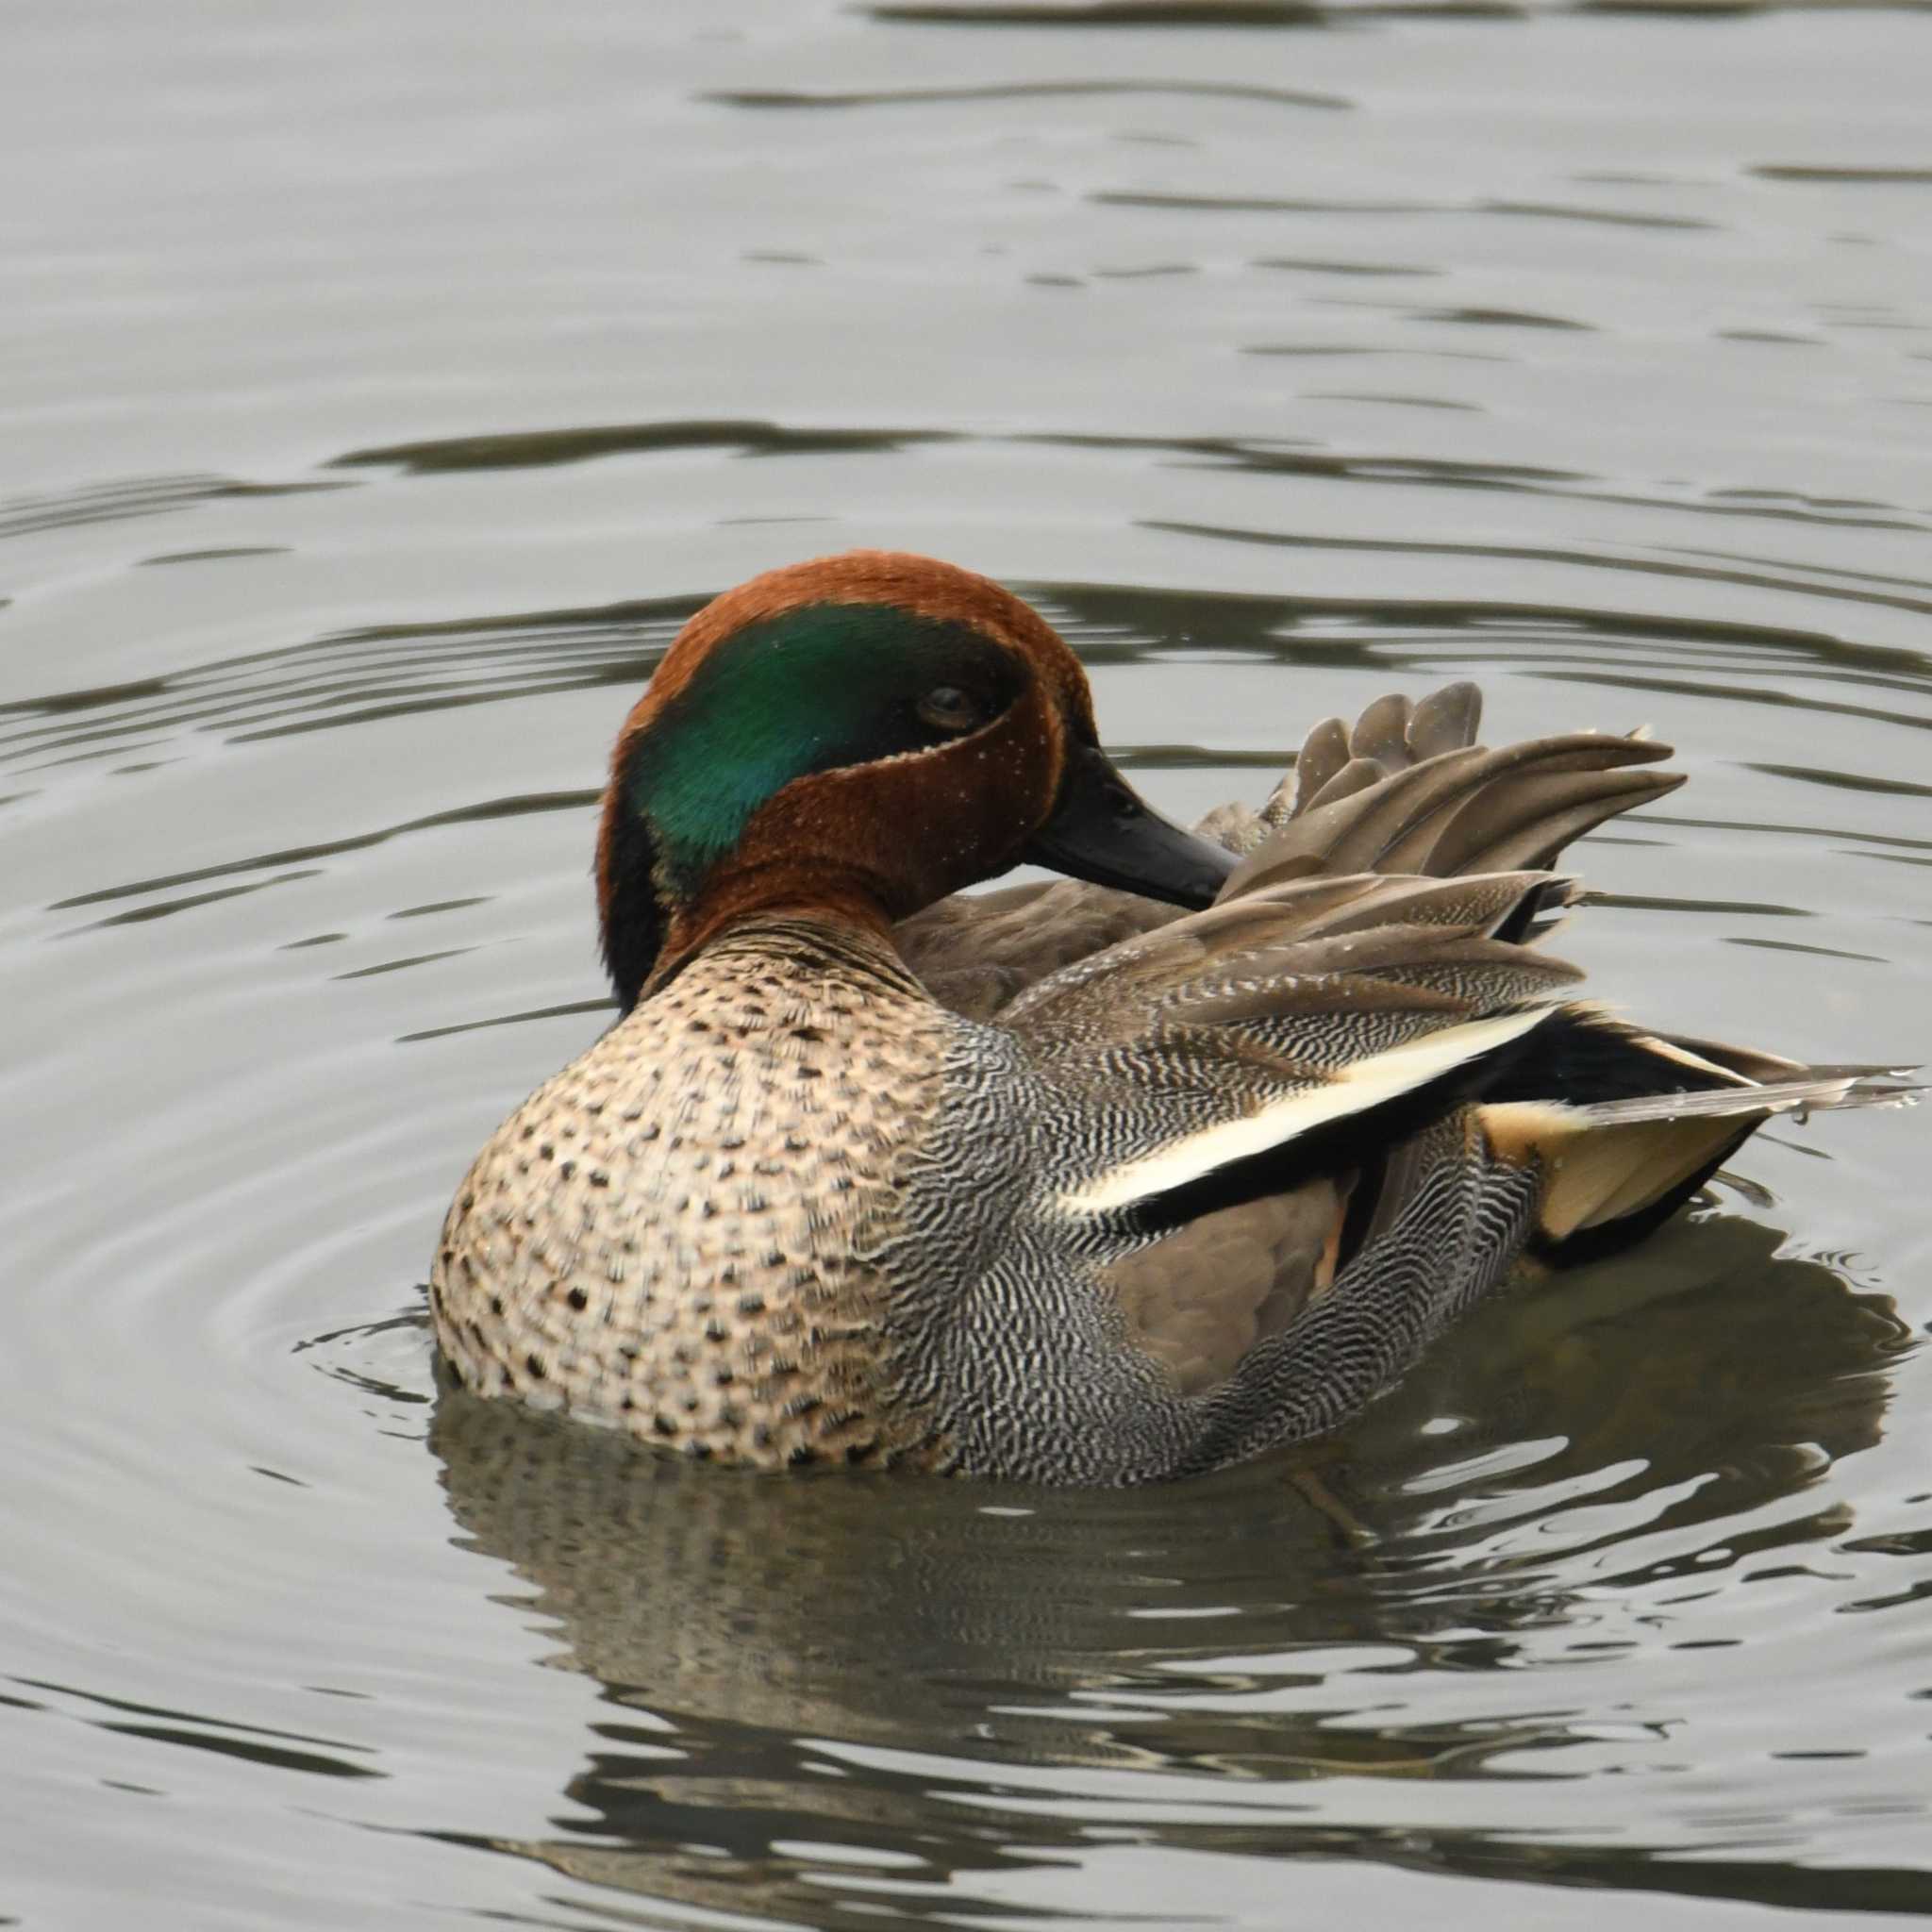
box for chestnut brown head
[596,550,1234,1008]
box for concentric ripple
[4,0,1930,1925]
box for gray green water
[4,2,1931,1926]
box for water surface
[4,2,1931,1926]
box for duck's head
[595,549,1237,1008]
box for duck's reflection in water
[428,1211,1910,1927]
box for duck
[430,548,1910,1484]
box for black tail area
[1474,1008,1915,1269]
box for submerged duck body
[431,551,1908,1483]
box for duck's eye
[916,685,985,735]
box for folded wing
[897,681,1680,1016]
[978,720,1912,1461]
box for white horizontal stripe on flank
[1059,1007,1547,1217]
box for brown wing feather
[895,681,1679,1018]
[894,877,1172,1022]
[1227,735,1679,894]
[1003,870,1579,1059]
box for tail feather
[1541,1067,1918,1128]
[1478,1021,1917,1263]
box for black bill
[1024,743,1238,909]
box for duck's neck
[655,911,928,1008]
[640,867,902,1004]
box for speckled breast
[431,922,958,1468]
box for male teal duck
[431,550,1910,1484]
